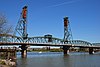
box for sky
[0,0,100,43]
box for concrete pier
[21,45,27,58]
[89,48,94,54]
[63,46,70,55]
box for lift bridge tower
[63,17,73,55]
[14,6,28,58]
[14,6,28,39]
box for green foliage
[50,49,63,52]
[29,48,63,52]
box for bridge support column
[89,48,94,54]
[21,45,27,58]
[63,46,70,55]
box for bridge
[0,6,100,58]
[0,34,100,57]
[0,34,100,48]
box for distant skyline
[0,0,100,43]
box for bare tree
[0,13,13,34]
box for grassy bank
[26,48,63,52]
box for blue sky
[0,0,100,43]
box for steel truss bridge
[0,34,100,48]
[0,6,100,57]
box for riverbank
[0,47,17,67]
[26,48,63,52]
[0,59,16,67]
[0,58,16,67]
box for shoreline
[0,58,16,67]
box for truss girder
[0,34,96,47]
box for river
[17,52,100,67]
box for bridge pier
[63,46,70,55]
[89,48,94,54]
[21,45,27,58]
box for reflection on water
[17,52,100,67]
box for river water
[17,52,100,67]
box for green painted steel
[0,34,97,46]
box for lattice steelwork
[0,34,94,47]
[63,17,73,44]
[14,6,28,39]
[0,6,100,48]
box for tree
[0,13,13,34]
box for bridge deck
[0,34,100,49]
[0,42,100,49]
